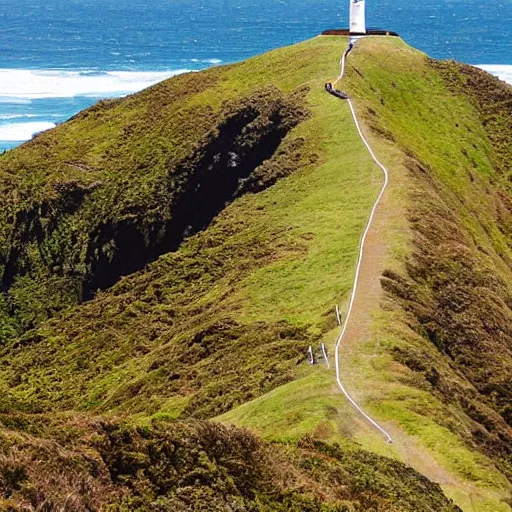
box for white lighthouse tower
[349,0,366,35]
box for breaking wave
[0,121,56,141]
[0,68,191,100]
[0,67,193,144]
[476,65,512,85]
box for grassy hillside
[0,35,510,510]
[0,37,384,419]
[346,37,512,470]
[221,38,512,510]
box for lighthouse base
[322,28,399,37]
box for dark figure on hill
[325,82,348,100]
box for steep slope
[342,37,512,472]
[0,79,309,332]
[0,35,510,511]
[0,38,380,421]
[342,38,512,510]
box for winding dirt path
[327,40,393,444]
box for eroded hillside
[0,81,309,330]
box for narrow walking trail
[327,39,393,444]
[322,39,512,511]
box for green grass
[0,34,511,511]
[218,364,345,443]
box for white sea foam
[0,67,194,145]
[476,65,512,85]
[0,97,32,104]
[0,68,190,100]
[190,58,222,64]
[0,122,56,141]
[0,114,39,120]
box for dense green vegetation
[0,81,309,331]
[0,34,510,510]
[0,415,460,511]
[343,38,512,507]
[220,38,512,510]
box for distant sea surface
[1,0,511,151]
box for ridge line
[328,41,393,444]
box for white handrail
[330,41,393,444]
[321,342,331,369]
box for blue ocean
[1,0,511,151]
